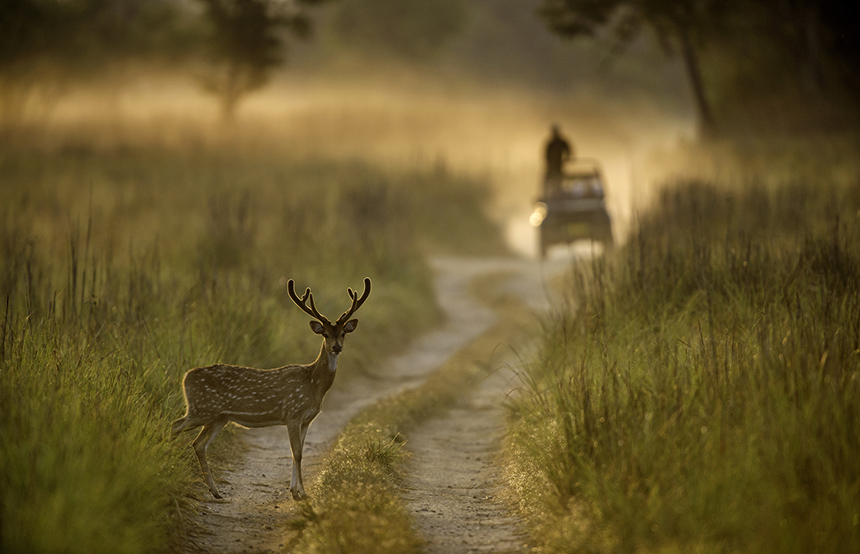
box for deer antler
[287,280,330,324]
[336,277,371,324]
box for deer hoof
[211,489,223,500]
[291,489,308,501]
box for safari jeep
[530,159,614,258]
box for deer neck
[309,339,339,396]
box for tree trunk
[799,2,825,95]
[221,90,239,122]
[220,64,242,123]
[677,24,716,138]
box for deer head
[287,277,371,355]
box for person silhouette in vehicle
[544,124,573,195]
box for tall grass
[507,172,860,552]
[0,145,504,553]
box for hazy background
[3,0,858,254]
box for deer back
[182,364,316,422]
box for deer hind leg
[172,412,211,435]
[193,418,229,499]
[287,422,308,501]
[171,416,193,435]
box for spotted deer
[172,278,371,500]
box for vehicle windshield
[559,173,604,198]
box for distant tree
[0,0,50,119]
[0,0,195,124]
[538,0,727,137]
[198,0,330,121]
[0,0,331,125]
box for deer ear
[309,321,325,334]
[343,319,358,333]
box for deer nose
[332,344,342,354]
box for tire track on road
[400,258,566,554]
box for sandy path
[400,362,529,554]
[400,258,566,554]
[180,256,568,553]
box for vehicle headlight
[529,202,547,227]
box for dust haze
[6,0,704,258]
[37,71,694,257]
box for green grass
[283,273,531,554]
[506,152,860,553]
[0,145,504,553]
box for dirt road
[401,258,567,553]
[400,353,530,554]
[180,256,569,553]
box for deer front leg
[193,418,228,499]
[287,422,307,500]
[300,421,310,451]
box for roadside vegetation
[505,140,860,553]
[0,138,505,554]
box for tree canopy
[539,0,726,136]
[198,0,331,120]
[0,0,332,122]
[1,0,193,120]
[539,0,860,136]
